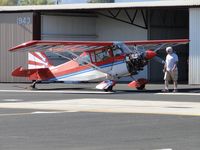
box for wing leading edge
[9,40,113,53]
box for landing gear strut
[30,80,38,89]
[104,85,113,92]
[96,80,116,92]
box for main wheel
[136,84,145,90]
[30,80,37,89]
[104,86,113,92]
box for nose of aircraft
[145,50,157,60]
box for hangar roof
[0,0,200,12]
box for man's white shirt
[165,53,178,71]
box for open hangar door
[149,8,189,83]
[41,12,97,65]
[41,13,97,41]
[41,9,148,81]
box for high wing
[124,39,189,52]
[124,39,189,46]
[9,39,189,53]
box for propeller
[144,50,165,64]
[152,56,165,64]
[144,47,165,65]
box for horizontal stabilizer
[12,66,34,77]
[12,66,51,80]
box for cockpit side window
[113,48,123,57]
[76,52,91,65]
[81,55,90,62]
[95,49,111,62]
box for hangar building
[0,0,199,84]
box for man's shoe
[161,89,169,92]
[173,89,178,93]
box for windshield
[114,42,132,54]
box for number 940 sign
[17,17,31,25]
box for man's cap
[166,46,173,53]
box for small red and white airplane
[9,39,189,91]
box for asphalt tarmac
[0,83,200,150]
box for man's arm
[172,61,178,71]
[163,64,167,73]
[172,54,178,71]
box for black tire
[104,86,113,92]
[136,84,145,90]
[30,80,37,89]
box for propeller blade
[152,56,165,64]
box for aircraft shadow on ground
[118,88,200,94]
[31,88,200,95]
[12,85,200,94]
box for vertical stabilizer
[28,52,52,69]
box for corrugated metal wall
[0,12,33,82]
[189,8,200,84]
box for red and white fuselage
[25,51,129,82]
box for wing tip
[9,40,39,52]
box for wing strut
[154,43,167,52]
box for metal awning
[0,0,200,12]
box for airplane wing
[9,39,189,53]
[124,39,189,52]
[124,39,189,45]
[9,40,113,53]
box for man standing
[162,46,179,92]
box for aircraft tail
[11,52,53,80]
[28,52,53,69]
[11,66,52,80]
